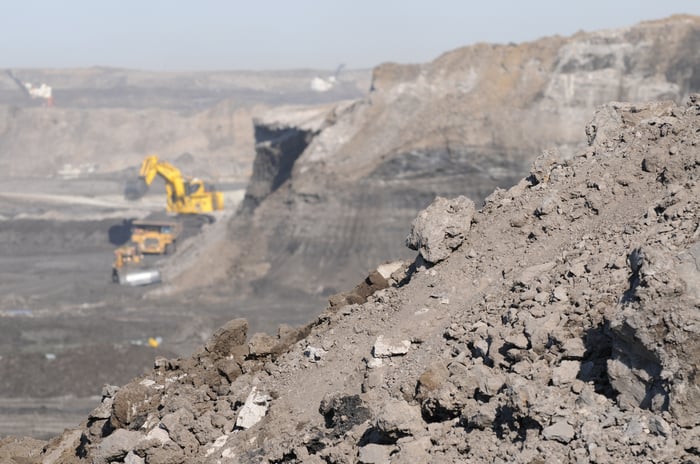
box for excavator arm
[138,155,160,185]
[138,155,188,199]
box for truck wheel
[112,269,119,283]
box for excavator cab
[185,179,206,196]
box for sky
[1,1,699,71]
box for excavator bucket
[124,178,149,201]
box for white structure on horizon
[310,64,345,92]
[24,82,52,100]
[310,75,336,92]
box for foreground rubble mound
[8,96,700,462]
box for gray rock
[375,398,424,438]
[529,151,561,185]
[406,195,475,263]
[372,336,411,358]
[677,242,700,302]
[472,338,489,359]
[124,451,146,464]
[415,362,449,400]
[191,411,219,446]
[235,387,271,429]
[535,195,559,216]
[101,384,120,398]
[516,262,556,286]
[505,333,529,350]
[92,429,144,464]
[551,360,580,386]
[248,332,279,357]
[376,261,405,280]
[205,318,248,358]
[475,364,505,396]
[304,346,327,362]
[606,245,700,424]
[392,437,432,464]
[110,383,156,430]
[215,358,242,383]
[568,261,587,277]
[552,286,568,302]
[89,397,114,420]
[358,443,393,464]
[542,421,575,444]
[41,429,83,464]
[579,420,603,445]
[465,402,497,430]
[524,312,561,353]
[561,338,586,359]
[144,427,171,446]
[648,415,672,437]
[624,417,644,437]
[160,409,199,455]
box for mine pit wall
[661,27,700,96]
[239,141,529,305]
[240,124,315,213]
[230,15,700,327]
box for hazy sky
[1,1,699,71]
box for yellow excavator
[125,155,224,214]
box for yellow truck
[130,219,182,255]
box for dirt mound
[8,94,699,462]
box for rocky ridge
[6,94,700,463]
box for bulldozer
[125,155,224,214]
[130,219,182,255]
[112,244,161,286]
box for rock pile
[5,96,700,463]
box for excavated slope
[9,94,700,463]
[0,101,255,179]
[172,16,700,319]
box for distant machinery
[5,70,54,106]
[310,64,345,93]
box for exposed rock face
[0,100,256,179]
[240,103,347,212]
[608,243,700,427]
[12,93,700,464]
[183,15,700,327]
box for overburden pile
[3,96,700,463]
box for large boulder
[406,196,475,263]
